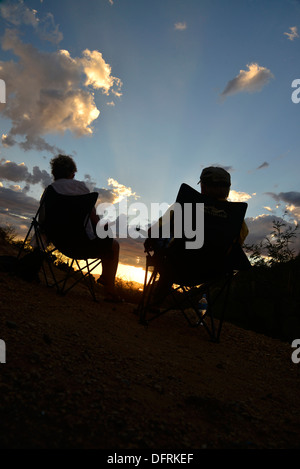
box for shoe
[97,275,107,286]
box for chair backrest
[41,185,98,258]
[162,183,250,283]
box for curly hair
[50,154,77,180]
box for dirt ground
[0,243,300,450]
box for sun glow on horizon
[116,263,145,285]
[81,260,146,286]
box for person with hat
[198,166,248,244]
[148,166,249,308]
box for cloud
[0,185,39,217]
[85,177,139,205]
[0,0,39,27]
[95,187,117,204]
[0,0,63,44]
[266,191,300,207]
[0,166,141,250]
[245,214,277,245]
[0,182,41,239]
[257,162,269,170]
[0,159,138,208]
[81,49,122,95]
[107,178,139,203]
[118,237,145,268]
[266,191,300,221]
[82,175,140,206]
[82,174,117,204]
[221,63,274,100]
[0,159,52,187]
[174,22,187,31]
[284,26,299,41]
[228,190,252,203]
[245,213,300,254]
[0,29,122,153]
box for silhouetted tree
[244,218,298,266]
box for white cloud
[284,26,299,41]
[107,178,139,203]
[81,49,122,95]
[221,63,274,100]
[174,22,187,31]
[228,190,252,203]
[0,29,122,153]
[286,204,300,220]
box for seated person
[37,154,120,301]
[147,166,249,305]
[198,166,248,245]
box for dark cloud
[118,237,145,267]
[257,162,269,170]
[245,214,300,254]
[0,159,52,188]
[0,185,39,218]
[0,0,63,44]
[94,187,117,204]
[266,191,300,206]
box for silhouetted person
[38,154,120,301]
[149,166,249,306]
[197,166,248,244]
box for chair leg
[137,254,233,343]
[215,274,233,342]
[58,258,101,301]
[138,266,159,324]
[17,221,35,260]
[17,219,59,290]
[202,274,234,342]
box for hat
[198,166,231,186]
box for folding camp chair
[18,185,102,301]
[138,183,251,342]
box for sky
[0,0,300,283]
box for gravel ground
[0,244,300,450]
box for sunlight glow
[117,263,146,285]
[78,260,146,286]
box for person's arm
[37,188,48,227]
[238,220,249,245]
[90,206,100,228]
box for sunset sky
[0,0,300,283]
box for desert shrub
[114,277,143,304]
[244,218,299,267]
[0,225,17,244]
